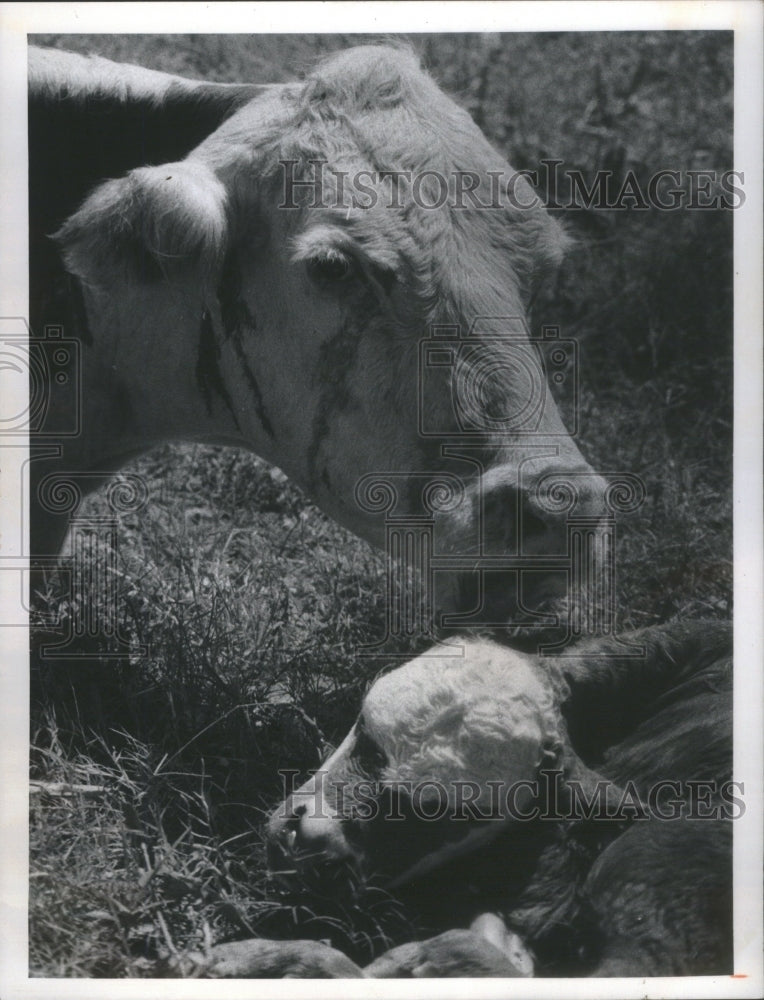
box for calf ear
[55,159,228,286]
[557,621,731,758]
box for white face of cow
[266,640,567,887]
[57,46,608,628]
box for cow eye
[306,250,354,285]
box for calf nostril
[279,802,319,854]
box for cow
[266,622,733,976]
[29,42,608,634]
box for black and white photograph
[0,2,762,996]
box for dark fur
[408,622,734,976]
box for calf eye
[352,721,387,777]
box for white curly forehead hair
[362,641,563,812]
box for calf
[267,622,733,976]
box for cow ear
[55,159,228,285]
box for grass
[30,448,420,975]
[30,708,411,976]
[29,32,732,977]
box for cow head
[266,638,621,889]
[56,45,607,631]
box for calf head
[267,639,611,888]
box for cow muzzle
[434,460,610,637]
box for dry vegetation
[29,32,732,976]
